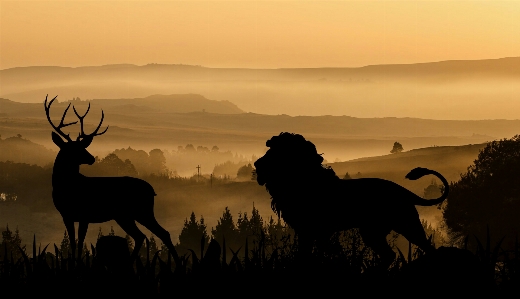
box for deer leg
[136,216,180,265]
[115,219,145,261]
[64,220,76,262]
[77,222,89,263]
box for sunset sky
[1,1,520,69]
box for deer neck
[52,152,83,186]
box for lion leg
[394,218,436,254]
[360,228,395,269]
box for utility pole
[210,173,213,187]
[196,165,201,180]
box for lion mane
[254,132,449,267]
[256,132,338,218]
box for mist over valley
[0,57,518,255]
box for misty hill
[2,57,520,118]
[0,135,55,166]
[328,143,486,227]
[0,94,242,116]
[2,57,519,89]
[1,97,517,162]
[329,143,485,196]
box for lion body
[254,132,449,267]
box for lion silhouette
[254,132,449,268]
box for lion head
[254,132,339,216]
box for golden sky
[1,1,520,69]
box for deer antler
[73,103,109,141]
[44,95,77,142]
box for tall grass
[0,230,515,295]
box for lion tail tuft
[405,167,430,180]
[405,167,450,206]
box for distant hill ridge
[328,143,487,196]
[2,57,519,119]
[2,56,519,82]
[0,94,243,115]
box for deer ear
[80,136,93,148]
[51,132,66,148]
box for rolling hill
[1,57,519,119]
[0,97,516,162]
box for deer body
[52,176,156,223]
[45,95,179,265]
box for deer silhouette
[44,95,180,265]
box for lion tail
[405,167,449,206]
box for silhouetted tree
[249,205,264,237]
[112,147,150,175]
[176,212,210,256]
[211,207,240,261]
[237,211,250,241]
[1,225,24,261]
[343,172,352,180]
[60,230,71,258]
[421,219,447,247]
[236,163,254,181]
[184,144,196,152]
[390,142,403,154]
[0,161,52,208]
[197,146,210,153]
[423,179,442,199]
[213,161,248,178]
[139,234,159,258]
[81,153,138,177]
[149,149,167,175]
[236,205,265,252]
[444,135,520,248]
[211,207,237,243]
[264,216,295,252]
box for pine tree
[237,211,250,240]
[60,230,71,258]
[211,207,239,262]
[211,207,237,242]
[176,212,210,256]
[1,225,25,261]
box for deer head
[44,95,108,166]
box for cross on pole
[196,165,201,179]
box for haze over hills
[0,94,242,116]
[0,131,487,245]
[1,57,520,119]
[0,97,517,163]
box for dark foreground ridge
[0,234,511,296]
